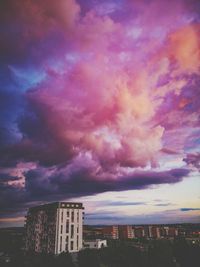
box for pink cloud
[4,0,198,171]
[0,0,200,222]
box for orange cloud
[0,217,24,223]
[169,24,200,73]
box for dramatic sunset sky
[0,0,200,227]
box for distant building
[134,227,145,238]
[163,226,170,236]
[25,202,84,254]
[148,226,160,239]
[159,226,178,237]
[159,227,166,237]
[168,227,178,237]
[119,225,134,239]
[83,239,107,249]
[102,226,119,239]
[83,226,103,240]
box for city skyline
[0,0,200,227]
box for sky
[0,0,200,227]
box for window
[60,236,62,252]
[77,211,79,221]
[67,210,70,217]
[65,243,68,251]
[71,225,74,238]
[61,225,63,234]
[71,211,74,222]
[70,241,73,251]
[66,221,69,233]
[61,211,63,223]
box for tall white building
[25,202,84,254]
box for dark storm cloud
[24,166,190,198]
[0,173,19,182]
[0,166,190,218]
[0,66,25,147]
[180,208,200,212]
[0,100,75,167]
[0,183,27,216]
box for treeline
[1,238,200,267]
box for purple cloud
[0,164,190,218]
[183,152,200,170]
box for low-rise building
[83,239,107,249]
[102,226,119,239]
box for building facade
[118,225,134,239]
[133,226,145,238]
[102,226,119,239]
[25,202,84,254]
[148,226,161,239]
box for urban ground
[0,224,200,267]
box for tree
[56,252,75,267]
[78,249,100,267]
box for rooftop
[28,202,84,212]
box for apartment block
[25,202,84,254]
[118,225,134,239]
[133,226,145,238]
[102,226,119,239]
[148,226,161,239]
